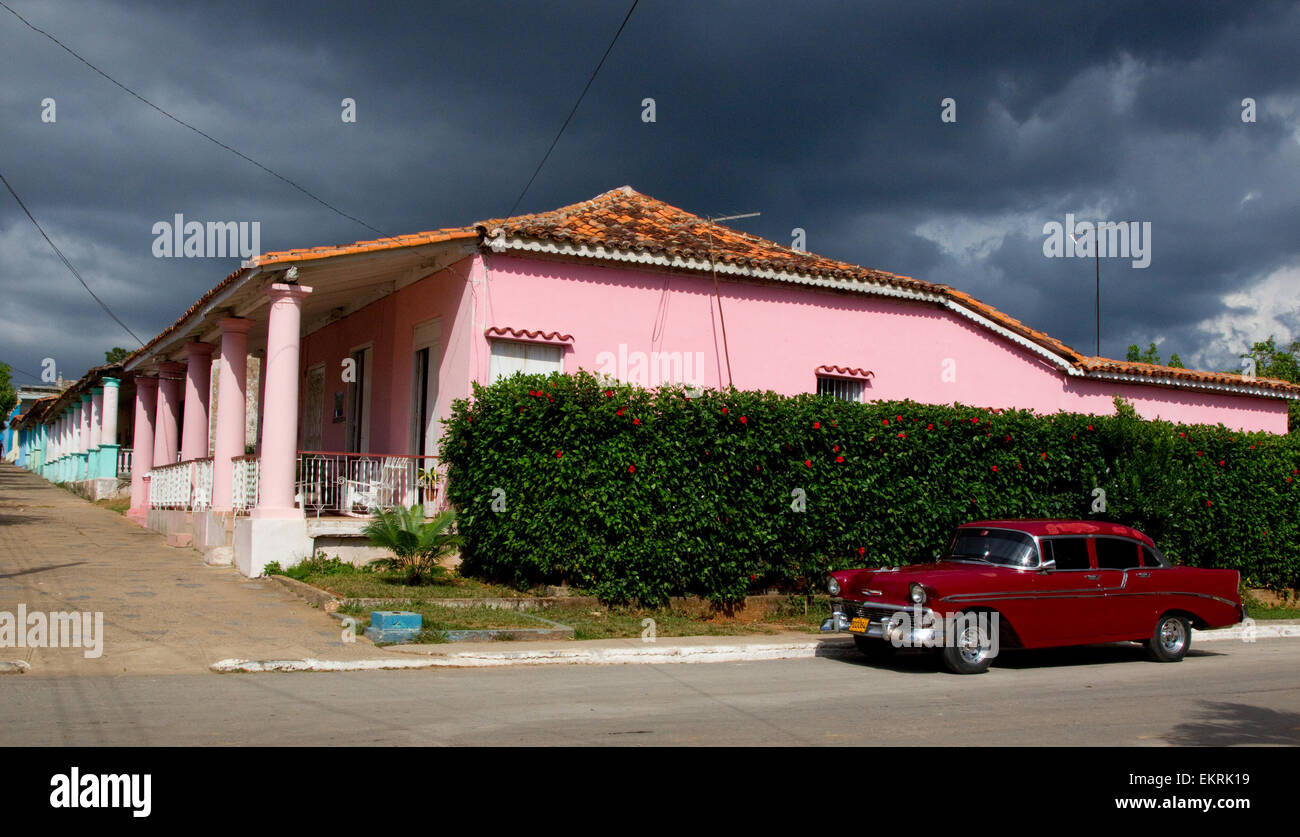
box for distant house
[18,186,1300,575]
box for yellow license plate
[849,617,871,633]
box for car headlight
[827,576,841,596]
[909,583,927,604]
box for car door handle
[1136,572,1150,578]
[1084,574,1100,580]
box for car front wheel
[1146,613,1191,662]
[941,617,994,675]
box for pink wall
[475,254,1288,434]
[296,251,1289,450]
[300,257,476,454]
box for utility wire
[0,171,145,347]
[505,0,639,219]
[0,0,387,239]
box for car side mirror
[1039,559,1056,573]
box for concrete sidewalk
[0,463,392,676]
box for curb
[266,574,341,612]
[211,636,858,673]
[1193,621,1300,642]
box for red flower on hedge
[750,573,758,581]
[897,432,906,439]
[1179,432,1186,437]
[1004,435,1011,442]
[833,444,840,452]
[1197,451,1203,456]
[1087,425,1093,431]
[813,421,821,429]
[721,407,728,414]
[858,547,866,556]
[836,455,844,463]
[739,416,747,424]
[1207,500,1213,507]
[604,390,613,397]
[971,417,979,424]
[1041,452,1047,459]
[1219,460,1225,466]
[616,408,624,416]
[804,460,812,468]
[633,418,641,425]
[628,465,636,473]
[555,451,563,458]
[991,465,998,472]
[926,423,934,430]
[882,419,889,426]
[896,415,903,422]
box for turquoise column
[97,378,121,479]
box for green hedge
[439,371,1300,604]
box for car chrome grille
[840,601,897,622]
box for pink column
[254,283,312,518]
[180,342,214,461]
[153,362,185,466]
[211,318,253,511]
[127,377,158,523]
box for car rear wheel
[853,635,895,660]
[1146,613,1190,662]
[941,617,994,675]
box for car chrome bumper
[823,599,938,644]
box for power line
[0,171,145,347]
[0,0,386,239]
[505,0,639,219]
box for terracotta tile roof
[249,227,479,268]
[123,185,1299,400]
[1077,357,1299,395]
[483,187,1300,398]
[478,186,936,297]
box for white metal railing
[295,451,442,517]
[232,456,260,513]
[147,461,193,510]
[190,458,214,510]
[117,448,132,477]
[145,452,444,516]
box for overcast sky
[2,0,1299,386]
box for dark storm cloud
[2,0,1299,384]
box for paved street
[2,638,1298,746]
[2,462,1299,747]
[0,464,390,675]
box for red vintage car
[822,520,1246,674]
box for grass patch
[93,497,129,515]
[1245,601,1300,620]
[274,557,533,600]
[339,595,829,644]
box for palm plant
[361,505,461,585]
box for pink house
[110,186,1298,575]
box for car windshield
[944,529,1038,568]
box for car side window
[1043,537,1090,570]
[1141,546,1164,568]
[1095,537,1141,569]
